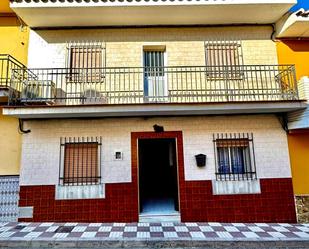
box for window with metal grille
[204,40,243,79]
[59,137,102,186]
[66,41,106,83]
[213,133,256,181]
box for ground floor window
[213,133,256,181]
[59,137,102,185]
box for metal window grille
[213,133,256,181]
[66,41,106,83]
[205,40,244,79]
[59,137,102,186]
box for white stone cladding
[20,114,291,186]
[27,26,278,69]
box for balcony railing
[0,54,27,89]
[8,65,298,106]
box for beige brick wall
[28,26,278,68]
[20,114,291,186]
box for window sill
[55,184,105,200]
[212,179,261,195]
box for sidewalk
[0,222,309,248]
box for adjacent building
[276,8,309,223]
[2,0,305,223]
[0,0,29,221]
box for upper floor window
[213,133,256,181]
[59,137,102,186]
[204,40,243,79]
[66,41,106,82]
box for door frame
[131,131,185,220]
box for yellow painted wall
[0,0,12,13]
[0,17,29,64]
[288,132,309,195]
[0,0,29,175]
[277,40,309,195]
[0,108,21,175]
[277,41,309,80]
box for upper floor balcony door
[143,50,168,103]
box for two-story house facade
[3,0,306,223]
[0,0,29,222]
[276,8,309,223]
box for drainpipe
[19,119,31,134]
[277,114,289,133]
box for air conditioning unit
[21,80,55,105]
[298,76,309,101]
[82,89,108,105]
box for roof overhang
[2,101,306,119]
[276,8,309,38]
[10,0,296,28]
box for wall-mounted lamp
[153,124,164,133]
[195,154,206,167]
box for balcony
[10,0,296,28]
[0,54,27,103]
[3,64,306,119]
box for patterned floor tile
[81,232,97,238]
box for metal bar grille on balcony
[8,65,298,106]
[0,54,27,89]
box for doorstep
[0,222,308,248]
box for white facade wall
[20,114,291,186]
[27,26,278,69]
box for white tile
[24,232,42,239]
[242,232,259,238]
[72,226,87,232]
[216,232,233,239]
[200,226,214,232]
[224,226,239,232]
[39,223,54,227]
[109,232,123,238]
[296,226,309,232]
[164,232,178,238]
[124,226,137,232]
[150,226,163,232]
[46,226,59,232]
[175,226,189,232]
[98,226,112,232]
[20,227,36,232]
[53,233,69,239]
[161,222,174,227]
[64,222,78,226]
[0,227,12,232]
[254,223,269,227]
[137,232,150,238]
[89,223,102,227]
[268,232,286,238]
[113,223,126,227]
[208,222,222,227]
[294,232,309,238]
[81,232,97,238]
[277,223,292,227]
[0,223,8,227]
[138,223,150,227]
[0,232,15,238]
[232,223,246,227]
[185,222,198,227]
[190,232,205,238]
[248,226,265,232]
[272,226,289,232]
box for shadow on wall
[34,26,274,43]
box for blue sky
[290,0,309,11]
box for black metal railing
[8,65,298,105]
[0,54,28,89]
[213,133,257,181]
[59,137,102,186]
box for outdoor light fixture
[195,154,206,167]
[153,124,164,132]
